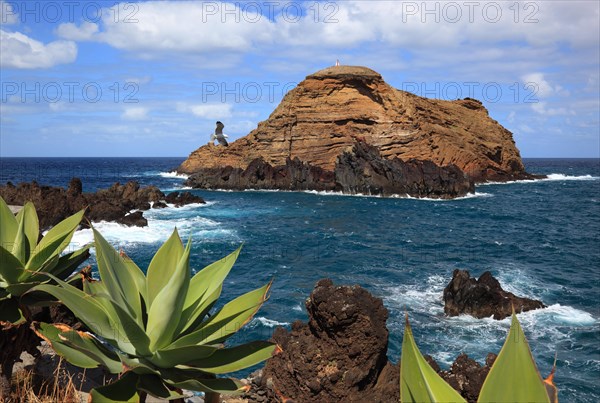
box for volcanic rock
[185,142,474,198]
[261,279,399,402]
[179,65,540,189]
[443,269,546,320]
[427,353,498,403]
[0,178,205,231]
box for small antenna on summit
[335,59,340,66]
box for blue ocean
[1,157,599,401]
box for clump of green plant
[0,197,89,324]
[400,312,558,402]
[0,196,90,399]
[32,227,279,402]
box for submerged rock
[0,178,205,230]
[261,279,399,402]
[443,269,546,320]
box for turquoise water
[1,157,599,401]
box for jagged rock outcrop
[443,269,546,320]
[185,142,474,198]
[261,279,399,402]
[425,353,498,403]
[0,178,205,230]
[179,65,539,190]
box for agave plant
[400,312,557,402]
[0,196,89,399]
[0,196,89,325]
[32,227,279,402]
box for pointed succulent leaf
[31,282,123,349]
[26,210,84,271]
[15,202,39,260]
[177,246,241,334]
[6,281,44,297]
[120,355,160,376]
[400,315,466,403]
[137,374,185,400]
[184,246,241,309]
[93,228,143,323]
[0,245,25,284]
[34,322,122,373]
[120,250,147,307]
[195,282,272,345]
[0,298,26,325]
[12,212,29,264]
[478,313,550,403]
[150,344,221,368]
[0,197,18,249]
[184,341,279,374]
[178,284,222,335]
[169,378,246,395]
[146,228,184,307]
[51,245,91,280]
[90,371,140,402]
[147,239,191,351]
[95,293,152,357]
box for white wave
[158,171,189,179]
[481,173,598,185]
[250,317,290,328]
[402,192,493,201]
[70,206,232,249]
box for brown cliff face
[179,65,531,183]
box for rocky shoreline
[184,142,474,199]
[6,272,545,402]
[0,178,205,230]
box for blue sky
[1,0,598,157]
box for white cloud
[122,106,149,120]
[507,111,516,123]
[55,21,99,41]
[57,1,275,56]
[531,101,574,116]
[0,30,77,69]
[521,73,554,98]
[177,102,232,119]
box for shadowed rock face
[261,279,399,402]
[179,65,539,184]
[185,142,474,199]
[0,178,205,230]
[443,269,546,320]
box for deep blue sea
[1,157,599,401]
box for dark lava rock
[444,269,545,320]
[261,279,399,402]
[335,141,474,198]
[118,211,148,227]
[164,191,205,207]
[0,179,205,231]
[429,353,498,403]
[185,142,473,199]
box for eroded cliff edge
[179,66,539,197]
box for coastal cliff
[179,66,536,197]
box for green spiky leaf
[90,371,140,402]
[146,239,191,351]
[184,341,279,374]
[478,313,550,403]
[400,315,466,403]
[0,197,18,249]
[146,228,184,307]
